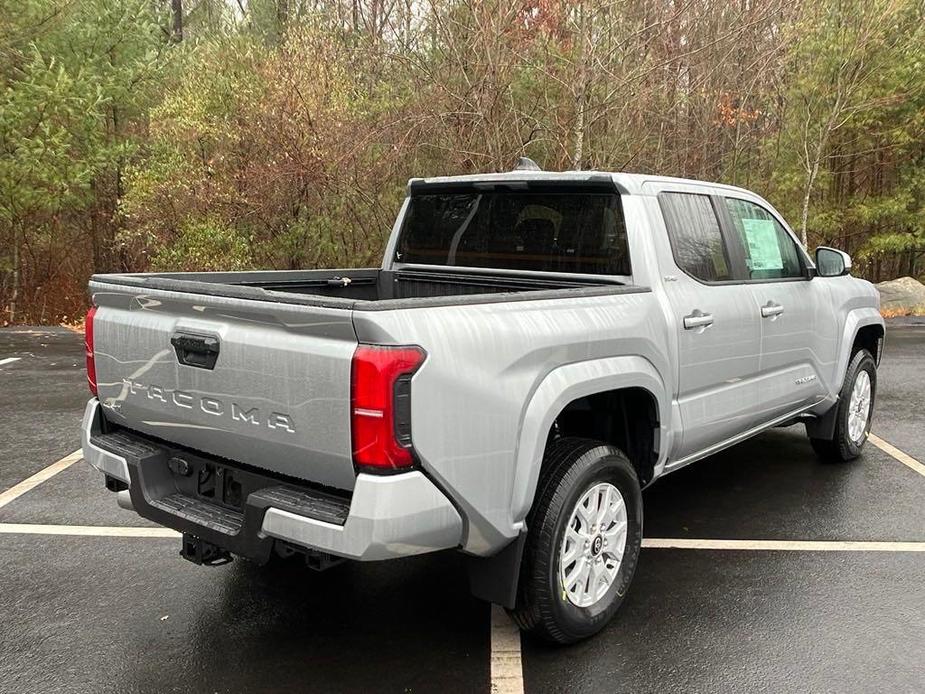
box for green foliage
[150,217,253,271]
[2,0,924,324]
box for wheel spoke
[575,559,592,600]
[600,490,624,528]
[588,559,602,596]
[576,498,595,527]
[589,487,602,522]
[602,519,627,541]
[602,521,627,556]
[565,524,584,547]
[597,486,613,526]
[564,557,586,592]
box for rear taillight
[351,344,426,470]
[85,306,98,396]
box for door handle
[683,310,714,330]
[171,333,220,369]
[760,302,784,319]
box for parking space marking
[0,523,179,537]
[2,523,924,553]
[490,604,524,694]
[0,450,83,509]
[0,357,21,367]
[869,433,925,478]
[642,538,925,552]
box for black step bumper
[89,427,351,564]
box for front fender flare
[831,308,884,397]
[509,355,671,526]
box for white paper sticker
[741,218,782,271]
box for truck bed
[87,266,644,491]
[91,267,630,310]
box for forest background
[2,0,923,323]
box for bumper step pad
[250,486,349,526]
[152,493,244,535]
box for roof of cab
[409,169,758,199]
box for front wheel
[811,349,877,462]
[508,438,643,644]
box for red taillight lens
[85,306,98,396]
[351,344,426,470]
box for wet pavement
[1,324,923,693]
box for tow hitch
[180,533,232,566]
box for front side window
[396,191,630,276]
[723,198,804,280]
[659,192,731,282]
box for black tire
[507,437,643,644]
[810,349,877,462]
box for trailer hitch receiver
[180,533,232,566]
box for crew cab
[81,162,884,643]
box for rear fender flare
[509,355,670,526]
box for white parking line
[490,604,524,694]
[0,450,83,509]
[641,538,925,551]
[0,523,178,537]
[0,357,21,367]
[869,433,925,478]
[3,524,922,552]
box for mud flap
[805,399,840,440]
[466,530,527,609]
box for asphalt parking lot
[1,322,924,693]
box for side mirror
[815,246,852,278]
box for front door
[719,196,833,421]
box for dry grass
[881,306,925,318]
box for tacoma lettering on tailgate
[116,379,296,433]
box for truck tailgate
[90,281,358,491]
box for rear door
[90,281,358,490]
[655,191,762,460]
[718,196,834,421]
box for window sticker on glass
[741,218,783,271]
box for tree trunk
[799,116,833,248]
[798,164,816,249]
[277,0,289,34]
[9,225,19,323]
[570,1,589,170]
[171,0,183,42]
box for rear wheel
[810,349,877,462]
[508,437,643,644]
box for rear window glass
[396,191,630,276]
[659,192,732,282]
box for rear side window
[723,198,803,280]
[396,191,630,276]
[659,192,731,282]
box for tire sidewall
[540,448,643,640]
[838,350,877,456]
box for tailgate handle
[171,333,220,370]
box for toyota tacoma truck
[81,162,884,643]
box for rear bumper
[81,399,462,561]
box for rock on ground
[876,276,925,314]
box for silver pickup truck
[81,164,883,643]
